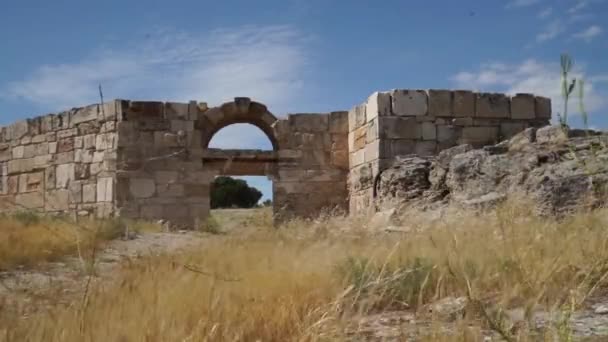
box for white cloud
[4,25,311,117]
[450,59,607,119]
[568,0,590,13]
[572,25,602,42]
[538,7,553,18]
[536,20,564,42]
[505,0,542,9]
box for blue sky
[1,0,607,201]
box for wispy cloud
[536,20,564,42]
[3,25,312,117]
[568,0,590,13]
[450,59,607,119]
[538,7,553,18]
[572,25,602,42]
[505,0,542,9]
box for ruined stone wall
[348,89,552,215]
[0,102,119,218]
[272,111,349,221]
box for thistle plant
[558,53,577,128]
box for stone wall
[0,88,550,225]
[0,102,119,218]
[348,89,551,215]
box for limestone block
[55,152,74,164]
[163,204,189,220]
[15,191,44,209]
[329,111,349,133]
[511,93,535,119]
[349,149,365,168]
[40,115,58,133]
[331,150,349,170]
[74,136,84,150]
[165,102,189,119]
[44,190,69,211]
[348,104,366,132]
[428,90,453,117]
[157,183,185,197]
[7,158,35,174]
[46,132,57,142]
[366,118,379,143]
[353,126,367,150]
[57,128,77,139]
[391,89,427,116]
[437,125,459,143]
[45,166,56,190]
[82,134,96,150]
[184,184,210,197]
[421,122,437,140]
[95,203,114,218]
[24,143,49,158]
[453,90,475,117]
[171,120,194,132]
[289,114,329,133]
[31,135,46,144]
[21,136,32,145]
[12,145,24,159]
[7,175,18,194]
[74,163,90,180]
[473,118,501,126]
[476,93,509,118]
[366,91,391,122]
[461,126,499,145]
[57,138,75,153]
[96,133,116,150]
[154,171,180,185]
[452,117,473,126]
[129,178,155,198]
[7,120,29,140]
[83,183,96,203]
[415,141,437,156]
[535,96,551,119]
[328,133,347,152]
[154,131,181,148]
[500,122,527,139]
[0,144,10,162]
[56,163,75,189]
[348,131,355,151]
[100,121,116,133]
[97,177,114,202]
[69,181,82,204]
[18,172,44,193]
[0,164,6,194]
[365,139,380,162]
[390,139,416,156]
[77,121,102,135]
[48,142,57,154]
[379,117,420,139]
[72,105,99,125]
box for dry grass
[2,200,608,341]
[0,212,160,272]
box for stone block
[96,133,116,150]
[391,89,427,116]
[421,122,437,140]
[452,117,473,126]
[7,158,35,174]
[379,117,420,139]
[453,90,475,117]
[72,105,99,125]
[69,181,82,204]
[18,172,44,193]
[129,178,155,198]
[415,141,437,156]
[349,149,365,168]
[510,93,535,119]
[83,134,96,149]
[353,126,367,150]
[366,91,392,122]
[57,138,75,153]
[141,205,164,219]
[83,183,96,203]
[7,120,29,140]
[476,93,509,118]
[12,145,24,159]
[101,121,116,133]
[289,114,329,133]
[428,89,453,117]
[170,120,194,132]
[331,150,349,170]
[125,101,165,120]
[44,190,70,211]
[390,139,416,156]
[366,118,379,143]
[57,128,78,139]
[56,163,75,189]
[157,183,185,197]
[0,145,10,162]
[45,166,56,190]
[184,184,210,197]
[55,151,74,164]
[461,126,499,145]
[329,111,349,133]
[48,142,58,154]
[15,191,44,209]
[97,177,114,202]
[364,139,381,162]
[437,125,459,143]
[500,122,527,140]
[31,134,46,144]
[535,96,552,119]
[348,104,366,131]
[165,102,189,119]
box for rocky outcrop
[375,126,608,215]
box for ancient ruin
[0,90,551,227]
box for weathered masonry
[0,89,550,226]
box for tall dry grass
[0,212,159,272]
[2,200,608,341]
